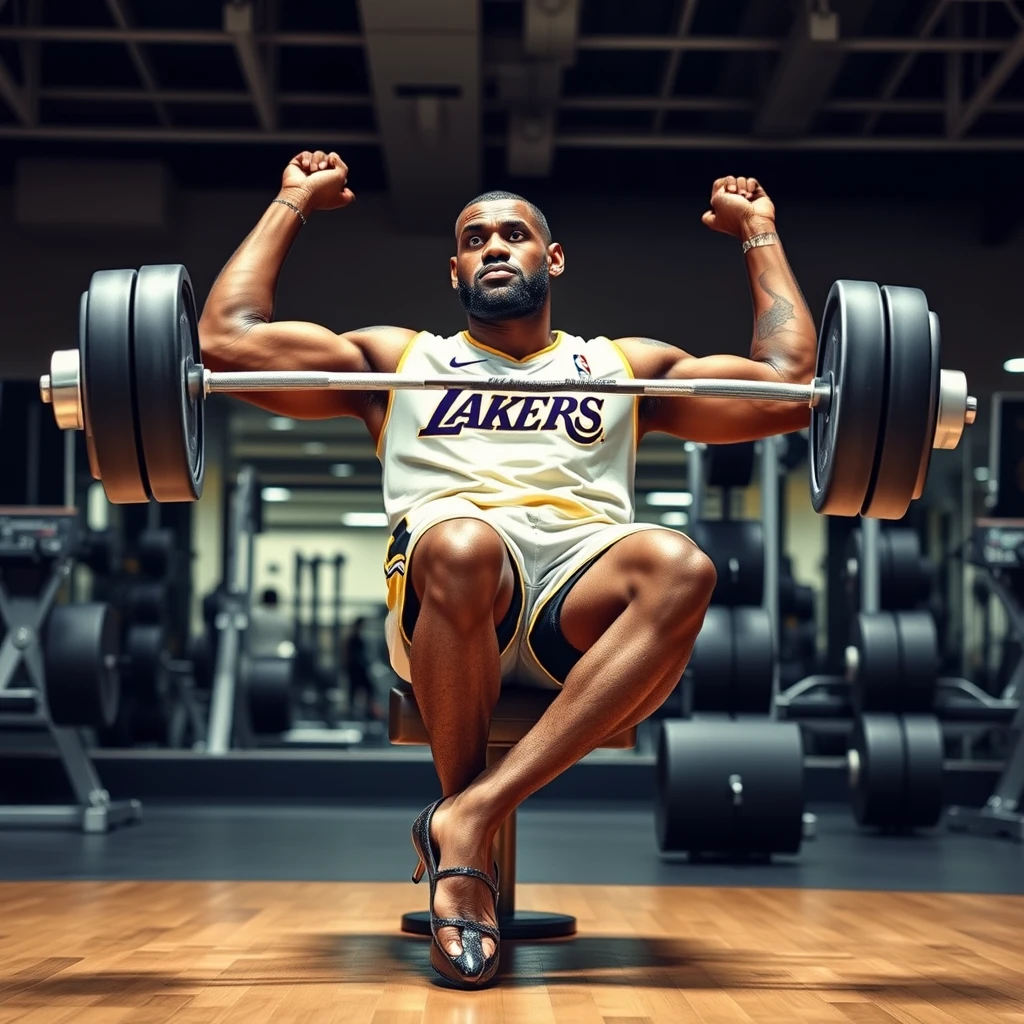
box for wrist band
[741,231,778,254]
[273,197,307,226]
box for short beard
[457,266,549,323]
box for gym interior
[1,0,1023,1019]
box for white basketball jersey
[377,330,639,527]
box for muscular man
[200,151,817,988]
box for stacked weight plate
[656,492,806,860]
[845,609,944,830]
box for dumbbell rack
[946,520,1024,840]
[0,507,141,833]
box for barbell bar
[41,360,974,435]
[36,264,976,518]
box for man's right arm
[199,150,416,420]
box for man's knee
[639,532,717,625]
[411,518,509,626]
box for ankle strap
[432,866,498,895]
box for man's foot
[428,794,499,960]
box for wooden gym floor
[1,880,1022,1023]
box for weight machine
[939,392,1024,840]
[0,431,140,832]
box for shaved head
[455,191,552,245]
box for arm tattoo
[755,272,795,341]
[635,336,679,350]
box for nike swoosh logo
[449,357,487,368]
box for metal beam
[1,124,1023,151]
[357,0,480,227]
[574,34,1006,52]
[506,0,581,176]
[38,87,371,105]
[224,2,276,132]
[104,0,170,126]
[653,0,700,133]
[863,0,951,135]
[0,27,362,45]
[31,87,1024,115]
[0,25,1010,53]
[755,1,876,138]
[950,27,1024,136]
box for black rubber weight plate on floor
[863,285,933,518]
[133,265,205,502]
[83,269,150,503]
[900,713,944,828]
[850,713,905,828]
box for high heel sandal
[410,797,501,989]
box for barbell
[39,264,976,518]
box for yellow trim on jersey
[466,492,617,524]
[462,330,563,363]
[375,331,427,460]
[605,337,641,449]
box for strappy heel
[410,797,501,988]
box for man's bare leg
[428,530,716,955]
[408,518,514,959]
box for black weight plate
[849,713,905,828]
[689,606,733,712]
[83,269,150,503]
[731,606,775,714]
[704,442,756,489]
[246,657,294,734]
[912,311,942,501]
[124,624,166,695]
[186,632,214,691]
[126,581,167,625]
[851,612,901,714]
[780,575,814,621]
[689,520,764,606]
[77,527,122,577]
[862,286,933,519]
[900,713,943,828]
[885,529,926,609]
[132,264,205,503]
[809,280,887,516]
[44,603,121,728]
[138,528,175,578]
[79,291,101,483]
[894,611,939,712]
[655,719,804,855]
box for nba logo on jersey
[573,353,591,378]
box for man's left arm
[616,175,819,444]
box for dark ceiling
[0,0,1021,201]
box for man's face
[450,200,563,323]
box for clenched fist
[701,175,775,239]
[280,150,354,213]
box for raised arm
[619,175,818,444]
[199,150,415,421]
